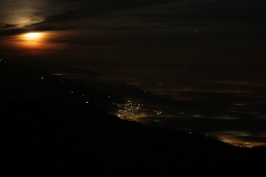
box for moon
[24,32,41,40]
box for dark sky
[1,0,266,65]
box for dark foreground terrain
[1,61,265,176]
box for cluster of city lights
[113,101,162,120]
[113,101,142,120]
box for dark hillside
[0,62,265,176]
[0,62,124,112]
[1,101,263,176]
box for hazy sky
[0,0,266,64]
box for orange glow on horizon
[214,133,266,148]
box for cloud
[0,28,27,36]
[0,0,180,36]
[1,0,265,36]
[0,22,17,29]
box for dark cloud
[0,28,27,36]
[1,0,266,35]
[0,22,17,29]
[0,0,179,35]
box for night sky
[1,0,265,64]
[1,0,266,147]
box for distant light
[41,77,44,80]
[85,101,89,104]
[155,110,162,115]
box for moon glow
[24,32,41,40]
